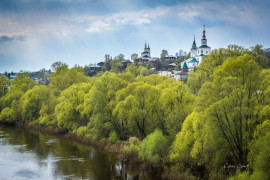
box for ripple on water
[68,156,85,162]
[14,169,39,179]
[45,139,58,145]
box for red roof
[176,72,188,75]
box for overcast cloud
[0,0,269,72]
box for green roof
[186,57,196,63]
[191,40,197,50]
[182,62,188,69]
[199,45,210,48]
[189,58,199,63]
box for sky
[0,0,270,73]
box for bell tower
[201,25,207,46]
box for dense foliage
[0,45,270,179]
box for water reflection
[0,125,155,180]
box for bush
[128,136,140,145]
[138,129,168,164]
[123,136,140,156]
[108,131,120,142]
[124,144,139,155]
[0,107,16,122]
[76,126,89,136]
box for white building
[182,25,211,71]
[156,71,173,77]
[136,42,151,63]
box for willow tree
[83,72,127,139]
[55,83,93,132]
[20,85,50,123]
[170,54,268,173]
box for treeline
[0,45,270,179]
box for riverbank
[0,124,158,179]
[15,122,167,178]
[11,122,205,179]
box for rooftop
[176,72,189,75]
[199,45,210,48]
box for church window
[201,50,203,53]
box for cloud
[0,35,25,42]
[73,6,170,33]
[23,0,85,3]
[176,1,266,29]
[0,1,267,38]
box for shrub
[138,129,168,164]
[123,136,140,156]
[128,136,140,145]
[76,126,89,136]
[108,131,120,143]
[0,107,16,122]
[124,144,139,155]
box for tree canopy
[0,44,270,179]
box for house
[90,64,101,71]
[174,72,189,80]
[174,62,189,80]
[122,59,132,69]
[184,57,199,71]
[156,71,173,77]
[164,55,176,61]
[168,63,177,70]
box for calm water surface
[0,125,156,180]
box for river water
[0,125,157,180]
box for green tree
[187,71,206,94]
[139,129,168,164]
[83,72,127,139]
[114,81,163,138]
[0,75,9,98]
[176,63,181,71]
[110,60,121,74]
[197,55,262,166]
[160,81,194,140]
[184,53,191,60]
[0,72,37,122]
[49,66,89,96]
[138,65,150,76]
[248,44,267,68]
[51,61,68,72]
[126,63,139,77]
[170,112,200,163]
[131,53,138,62]
[160,49,168,60]
[55,83,93,132]
[248,120,270,179]
[20,85,50,123]
[73,64,85,73]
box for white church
[182,25,211,71]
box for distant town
[2,26,270,85]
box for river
[0,125,158,180]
